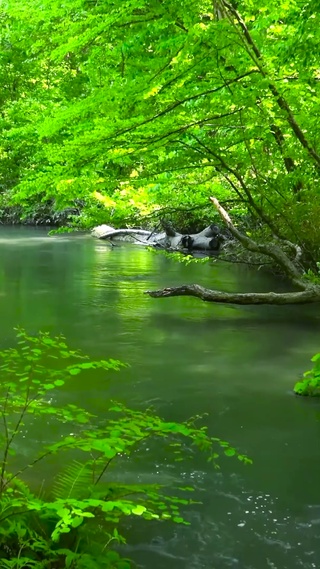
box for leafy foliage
[0,0,319,265]
[0,329,250,567]
[294,352,320,396]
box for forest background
[1,0,320,273]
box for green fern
[53,460,93,500]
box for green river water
[0,226,320,569]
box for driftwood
[145,197,320,306]
[155,221,223,251]
[91,222,224,252]
[91,226,151,240]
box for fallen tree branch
[145,284,320,304]
[145,196,320,305]
[209,196,305,288]
[91,222,223,252]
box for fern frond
[53,460,93,500]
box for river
[0,226,319,569]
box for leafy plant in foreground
[0,329,251,568]
[294,352,320,397]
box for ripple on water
[210,487,320,569]
[124,482,320,569]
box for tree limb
[209,196,305,287]
[146,284,319,304]
[104,71,259,143]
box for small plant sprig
[0,327,124,494]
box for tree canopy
[1,0,320,264]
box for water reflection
[0,226,320,568]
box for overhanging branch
[146,285,319,305]
[209,196,304,287]
[104,71,259,143]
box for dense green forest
[1,0,320,254]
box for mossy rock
[294,377,320,397]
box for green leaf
[68,368,81,376]
[71,516,84,528]
[173,516,185,523]
[131,505,146,516]
[224,448,236,457]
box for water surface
[0,226,319,569]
